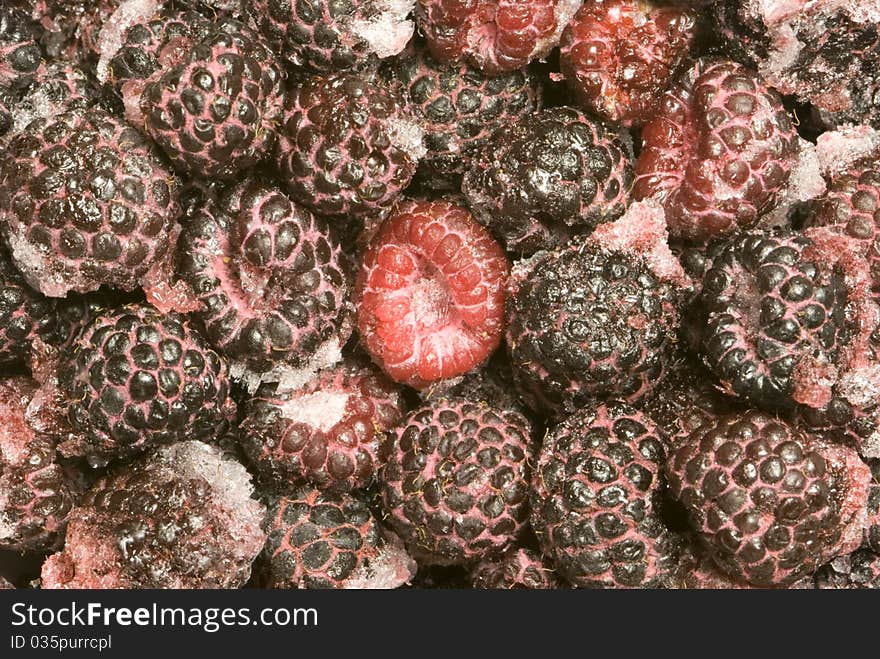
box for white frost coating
[160,441,265,553]
[760,138,826,228]
[816,124,880,176]
[95,0,162,83]
[350,0,416,59]
[229,337,344,394]
[280,391,351,431]
[384,116,427,162]
[5,229,67,298]
[836,364,880,407]
[344,542,417,589]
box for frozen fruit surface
[380,397,532,565]
[0,106,179,298]
[462,106,633,254]
[41,441,265,589]
[54,304,235,465]
[0,377,74,552]
[712,0,880,128]
[471,547,560,589]
[241,360,405,492]
[0,6,41,90]
[531,402,679,588]
[506,232,684,418]
[666,410,855,587]
[276,73,422,219]
[261,486,416,589]
[416,0,582,74]
[177,181,354,374]
[245,0,415,72]
[137,18,284,180]
[559,0,696,126]
[633,58,799,242]
[388,44,540,179]
[356,199,509,388]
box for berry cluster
[0,0,878,591]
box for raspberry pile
[0,0,879,591]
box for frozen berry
[241,360,405,492]
[712,1,880,129]
[559,0,696,127]
[260,486,416,589]
[54,304,235,466]
[136,17,284,180]
[245,0,415,72]
[634,58,799,242]
[697,230,875,415]
[275,73,423,219]
[470,547,560,589]
[0,377,75,552]
[666,410,856,587]
[506,207,686,418]
[462,106,633,254]
[416,0,582,75]
[355,199,509,388]
[531,402,679,588]
[41,441,265,589]
[813,549,880,589]
[0,105,179,298]
[380,397,532,565]
[387,43,540,178]
[177,180,355,374]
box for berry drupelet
[470,547,561,589]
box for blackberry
[387,43,540,179]
[807,151,880,291]
[54,304,235,466]
[711,1,880,128]
[241,360,405,492]
[867,459,880,553]
[41,441,265,589]
[559,0,696,127]
[666,410,853,587]
[471,547,560,589]
[177,180,354,373]
[506,235,683,419]
[245,0,415,73]
[698,231,857,411]
[462,107,633,255]
[531,402,679,588]
[633,58,800,242]
[0,245,88,369]
[0,105,179,298]
[379,397,532,565]
[0,6,41,90]
[137,17,284,180]
[0,377,75,552]
[275,73,422,219]
[813,549,880,589]
[260,486,416,589]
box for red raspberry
[355,199,509,389]
[633,58,800,242]
[559,0,696,127]
[416,0,582,75]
